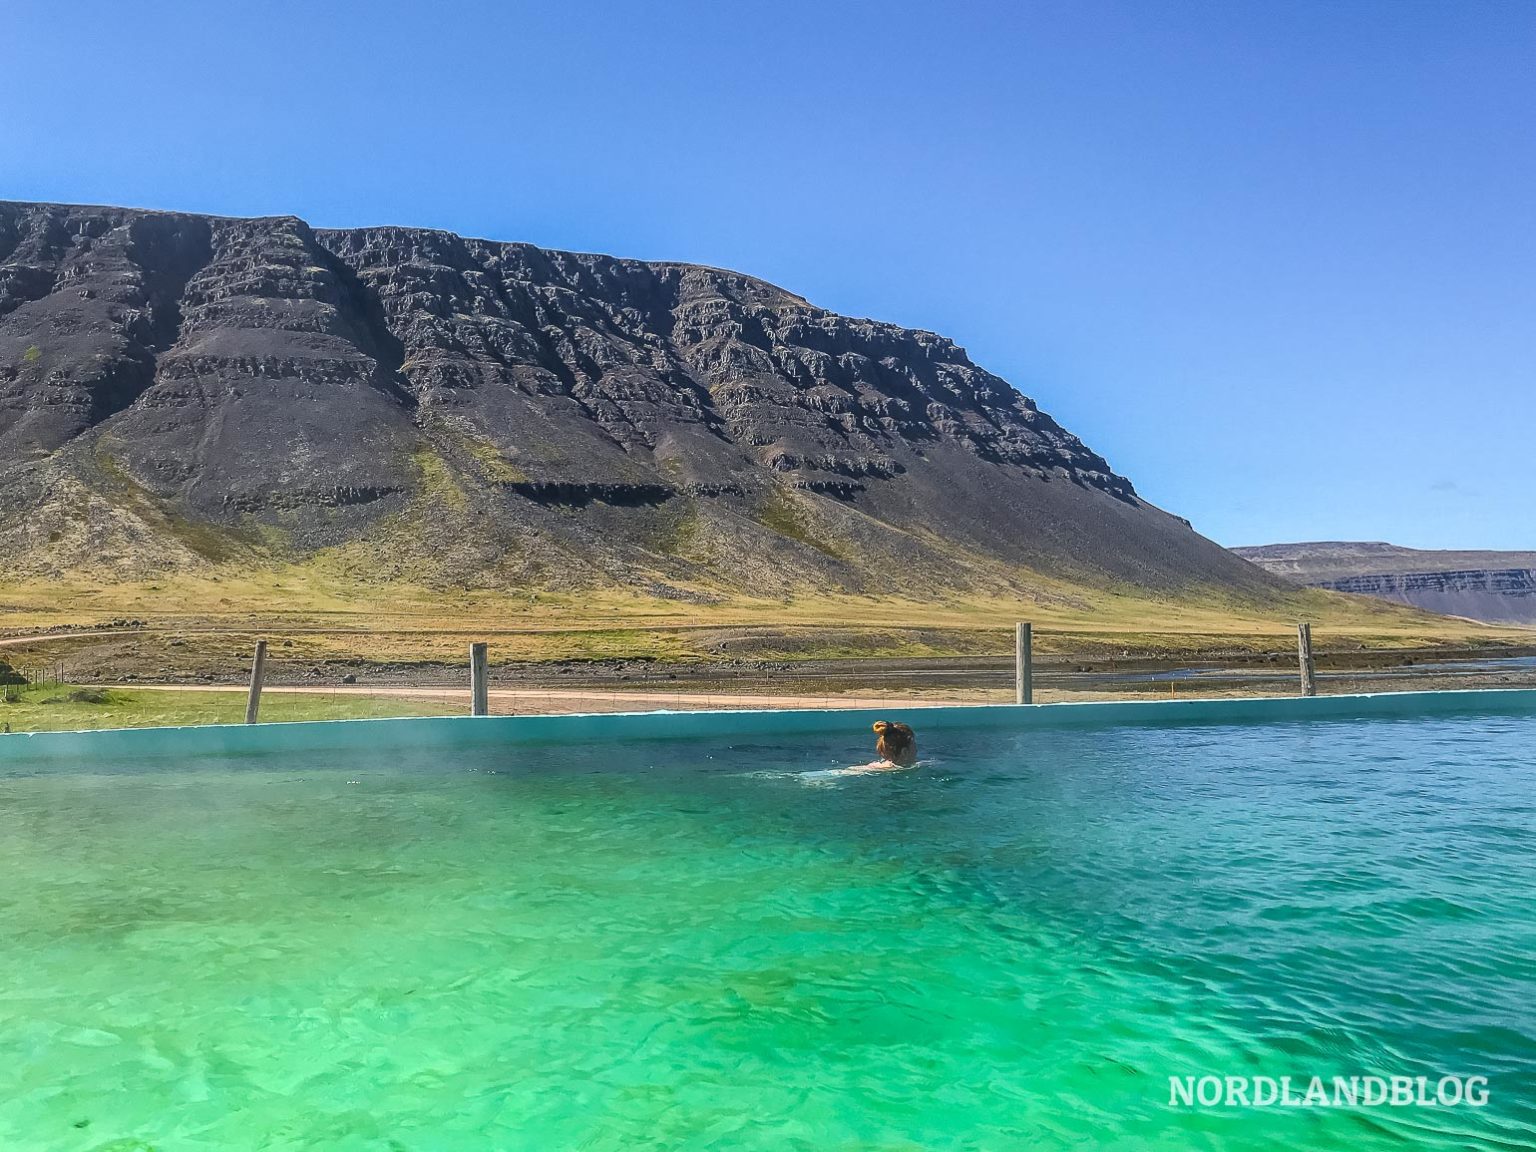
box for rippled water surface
[2,716,1534,1150]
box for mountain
[1235,543,1536,626]
[0,200,1280,602]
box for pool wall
[2,688,1534,763]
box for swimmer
[869,719,917,768]
[804,720,920,780]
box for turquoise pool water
[1,715,1533,1150]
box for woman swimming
[794,721,919,782]
[871,719,917,768]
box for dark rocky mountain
[1236,543,1536,626]
[1,200,1279,599]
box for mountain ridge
[1235,542,1536,626]
[2,199,1275,602]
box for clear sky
[3,1,1531,549]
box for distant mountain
[0,200,1281,601]
[1236,542,1536,626]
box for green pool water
[1,715,1533,1151]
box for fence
[2,620,1529,736]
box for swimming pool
[2,710,1533,1150]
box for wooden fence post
[470,642,489,717]
[245,640,268,724]
[1015,622,1033,705]
[1296,622,1317,697]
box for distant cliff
[1236,543,1536,625]
[0,200,1281,600]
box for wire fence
[1,629,1533,734]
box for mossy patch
[647,504,704,558]
[755,488,845,559]
[421,415,529,483]
[410,446,470,512]
[91,446,258,564]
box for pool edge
[2,687,1534,762]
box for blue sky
[3,1,1531,549]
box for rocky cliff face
[1316,570,1536,625]
[1236,543,1536,626]
[1,201,1275,598]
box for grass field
[3,568,1533,734]
[0,683,460,732]
[5,555,1531,708]
[9,578,1532,669]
